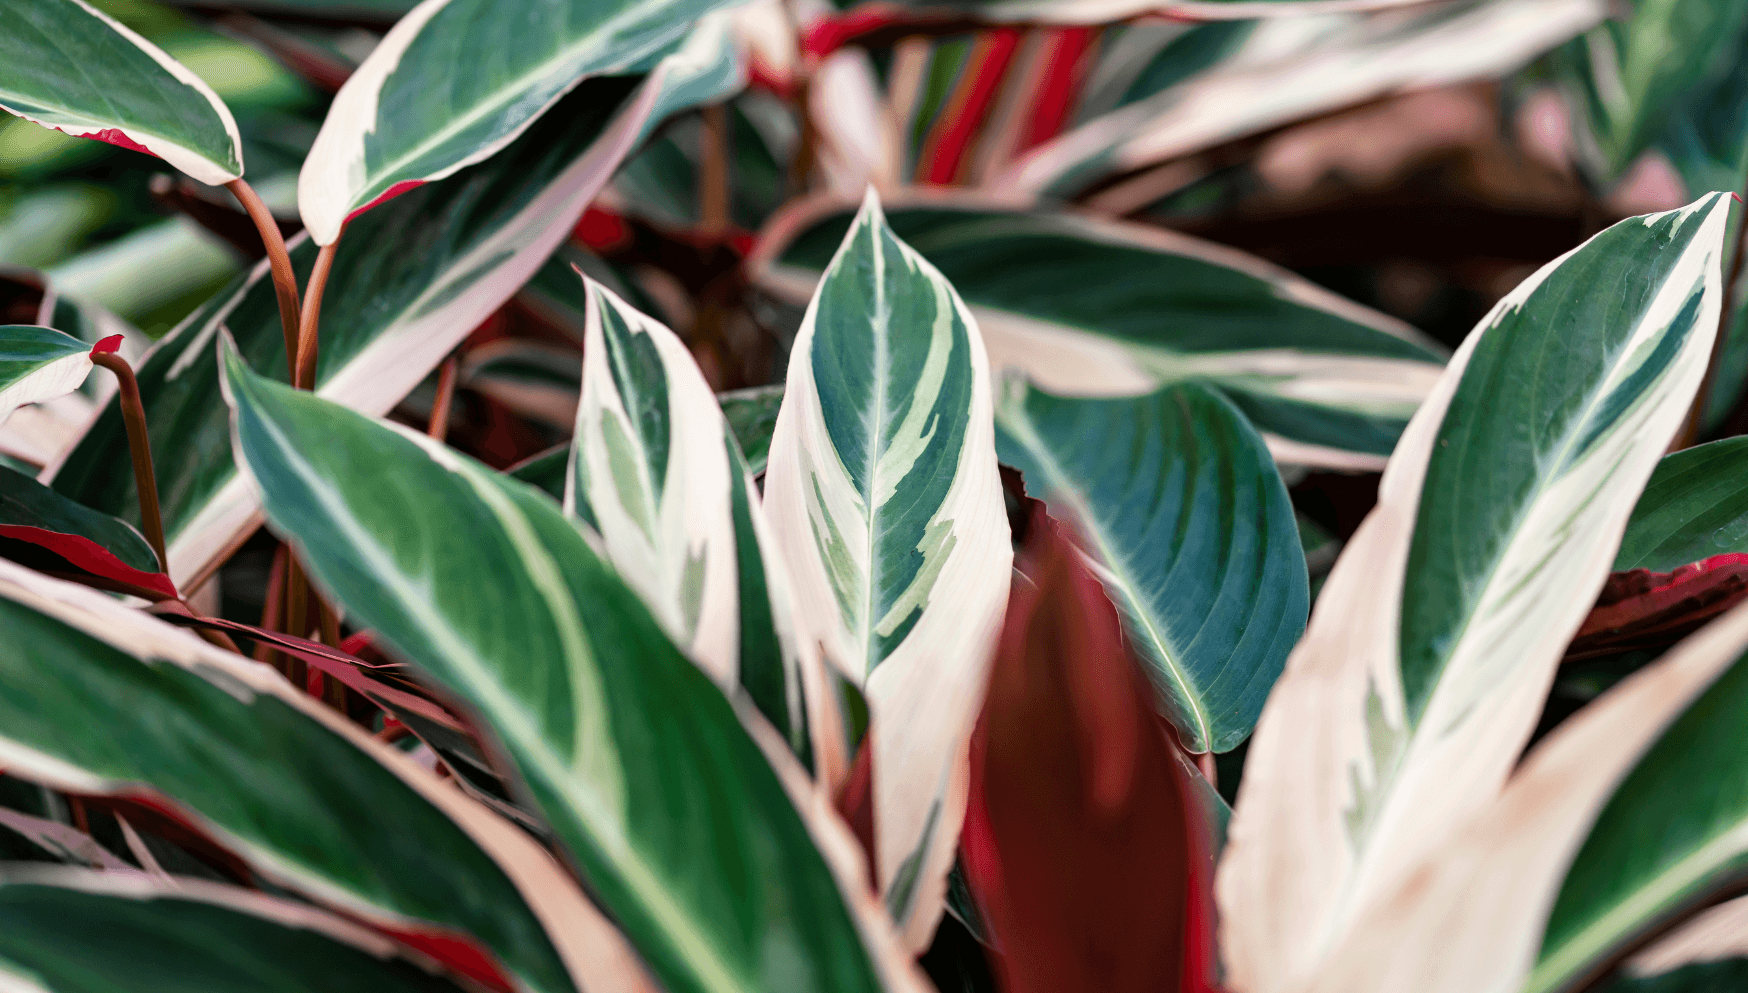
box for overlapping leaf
[995,382,1306,753]
[50,64,694,590]
[1216,194,1735,993]
[718,385,784,476]
[0,463,174,600]
[0,559,639,993]
[1619,438,1748,572]
[762,191,1013,942]
[0,326,95,429]
[0,0,243,185]
[567,276,815,765]
[221,347,914,993]
[753,196,1443,468]
[298,0,743,244]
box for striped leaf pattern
[752,197,1446,469]
[220,346,909,993]
[568,276,814,766]
[297,0,741,244]
[1216,193,1736,993]
[994,381,1307,753]
[763,190,1013,942]
[0,326,94,429]
[0,0,242,185]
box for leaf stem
[699,104,732,236]
[295,236,341,390]
[224,178,302,374]
[428,355,460,442]
[89,350,167,572]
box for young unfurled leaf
[762,190,1013,942]
[0,0,243,185]
[1298,598,1748,993]
[568,276,816,767]
[1217,193,1735,993]
[220,345,912,993]
[752,196,1445,469]
[0,326,98,429]
[0,463,174,601]
[964,502,1217,993]
[995,382,1307,753]
[297,0,744,244]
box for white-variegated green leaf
[1216,193,1735,993]
[1295,597,1748,993]
[752,195,1444,469]
[0,326,94,430]
[763,190,1012,945]
[220,345,924,993]
[0,0,242,185]
[50,58,712,591]
[567,276,816,768]
[995,381,1308,753]
[297,0,744,245]
[718,384,783,476]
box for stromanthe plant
[11,0,1748,992]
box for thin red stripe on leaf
[966,502,1219,993]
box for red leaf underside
[0,525,176,600]
[1567,553,1748,660]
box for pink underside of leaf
[90,334,123,357]
[347,180,427,224]
[371,922,517,993]
[80,127,155,157]
[0,525,176,599]
[1567,553,1748,659]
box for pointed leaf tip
[89,334,123,357]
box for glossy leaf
[752,196,1445,468]
[1217,194,1735,993]
[0,326,94,429]
[995,382,1306,752]
[0,0,243,185]
[0,870,481,993]
[297,0,742,244]
[1618,438,1748,572]
[220,348,909,993]
[0,462,174,600]
[718,385,784,477]
[964,502,1216,993]
[50,67,682,590]
[1296,598,1748,993]
[567,277,814,764]
[0,559,648,993]
[762,190,1013,942]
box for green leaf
[1217,194,1736,993]
[567,276,816,766]
[220,345,901,993]
[297,0,744,244]
[0,462,174,600]
[507,444,570,501]
[0,559,611,993]
[0,870,480,993]
[1618,438,1748,571]
[762,190,1013,941]
[0,326,92,429]
[994,382,1308,752]
[754,198,1445,468]
[0,0,242,185]
[1600,961,1748,993]
[718,384,784,477]
[50,70,666,590]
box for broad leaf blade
[0,0,242,185]
[220,347,901,993]
[50,68,672,590]
[752,196,1445,468]
[568,277,814,765]
[762,190,1013,942]
[297,0,741,244]
[0,463,174,600]
[0,870,480,993]
[0,326,92,429]
[1216,194,1735,993]
[0,559,645,993]
[994,382,1307,753]
[1618,438,1748,572]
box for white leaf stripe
[763,190,1012,944]
[0,326,93,429]
[1215,194,1734,993]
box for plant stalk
[224,178,302,374]
[89,351,167,571]
[428,355,459,442]
[295,237,341,390]
[699,104,732,237]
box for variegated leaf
[567,276,817,767]
[297,0,744,245]
[0,326,96,430]
[763,189,1013,944]
[1216,193,1735,993]
[0,0,243,185]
